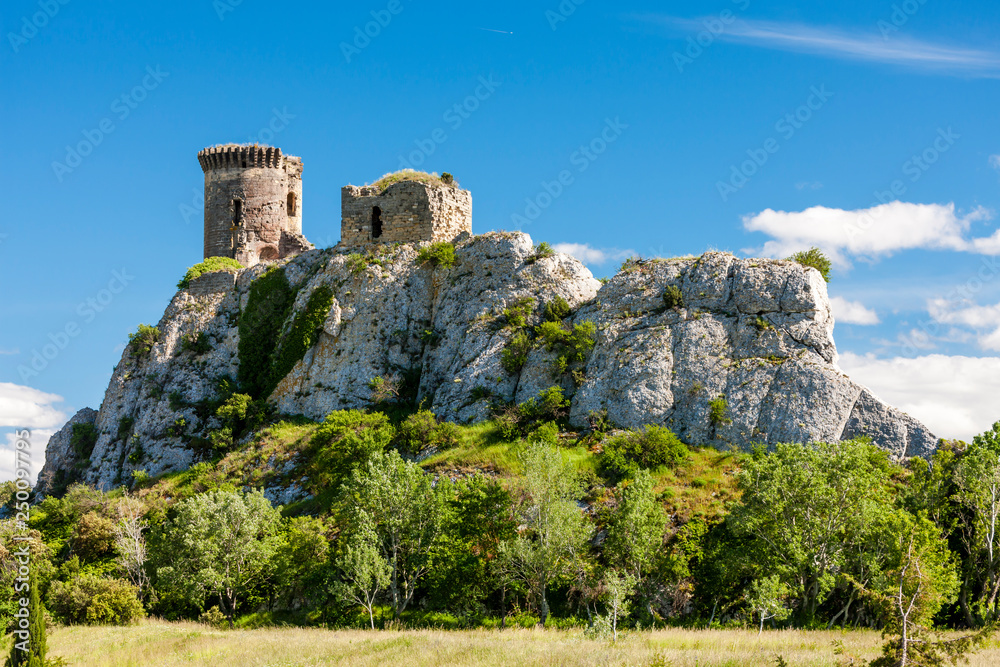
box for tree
[500,438,592,625]
[746,575,791,636]
[112,493,149,594]
[273,516,329,609]
[604,469,667,581]
[602,570,637,642]
[155,489,281,624]
[5,570,45,667]
[787,247,832,282]
[333,512,391,629]
[952,423,1000,622]
[729,439,897,624]
[339,450,445,619]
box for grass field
[21,621,1000,666]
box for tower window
[287,192,297,216]
[371,206,383,239]
[233,200,243,226]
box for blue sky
[4,0,1000,480]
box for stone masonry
[340,180,472,247]
[198,144,312,266]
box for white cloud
[0,383,67,429]
[928,298,1000,351]
[830,296,880,325]
[553,243,637,266]
[990,155,1000,171]
[742,202,993,267]
[839,352,1000,442]
[0,430,53,485]
[651,16,1000,77]
[795,181,823,191]
[0,383,68,484]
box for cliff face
[37,232,936,493]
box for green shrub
[600,425,689,480]
[526,242,556,263]
[346,252,367,275]
[369,169,456,192]
[496,386,571,440]
[753,316,773,332]
[708,395,732,426]
[663,284,684,310]
[128,324,160,359]
[181,332,213,355]
[70,423,98,460]
[210,393,266,451]
[47,574,145,625]
[199,605,228,629]
[395,410,462,456]
[177,256,243,290]
[416,242,457,268]
[544,295,572,322]
[127,441,145,464]
[307,410,394,491]
[501,331,533,374]
[117,416,134,442]
[787,247,832,283]
[502,297,536,329]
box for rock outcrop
[37,232,937,493]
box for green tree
[500,438,592,625]
[729,439,897,624]
[952,422,1000,621]
[601,570,637,642]
[272,516,329,609]
[155,489,281,624]
[746,574,791,636]
[5,570,45,667]
[339,450,445,619]
[604,469,667,580]
[333,512,391,629]
[787,247,832,282]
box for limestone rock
[43,234,939,495]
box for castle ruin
[198,144,472,264]
[198,144,312,266]
[340,179,472,247]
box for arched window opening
[232,199,243,226]
[287,192,297,216]
[371,206,383,239]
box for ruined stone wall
[198,145,308,266]
[340,181,472,247]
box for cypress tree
[6,570,46,667]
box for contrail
[478,27,514,35]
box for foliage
[746,575,791,635]
[416,242,457,269]
[238,266,295,398]
[47,574,145,625]
[338,450,446,619]
[70,423,98,461]
[333,512,391,629]
[601,570,637,642]
[71,511,115,562]
[395,410,461,457]
[787,247,832,283]
[5,570,46,667]
[501,298,536,329]
[367,376,401,405]
[155,489,282,624]
[127,324,160,359]
[526,242,556,264]
[544,296,572,322]
[306,410,394,494]
[369,169,457,192]
[600,426,689,481]
[177,257,243,290]
[268,285,334,391]
[605,469,668,581]
[180,332,213,355]
[495,387,571,440]
[708,396,731,427]
[499,439,591,624]
[501,331,533,375]
[663,285,684,310]
[210,393,267,452]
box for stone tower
[197,144,312,266]
[340,179,472,247]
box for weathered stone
[42,234,940,493]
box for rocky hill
[38,232,937,494]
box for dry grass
[29,621,1000,667]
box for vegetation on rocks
[788,247,832,282]
[177,257,243,290]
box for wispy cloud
[830,296,880,325]
[553,243,637,266]
[648,16,1000,77]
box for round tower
[197,144,307,266]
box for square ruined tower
[340,178,472,246]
